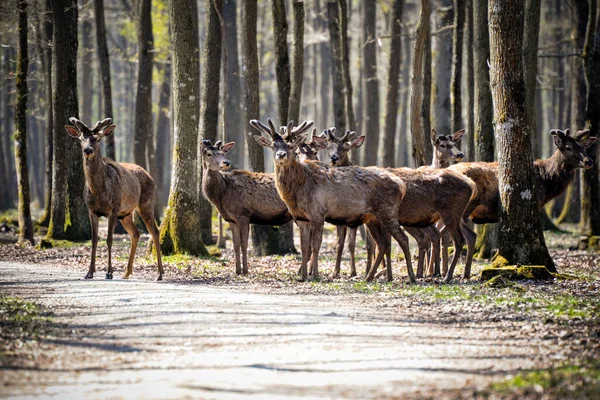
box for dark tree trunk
[94,0,115,160]
[581,0,600,237]
[327,0,346,132]
[432,0,453,135]
[272,0,291,125]
[3,48,18,205]
[451,0,464,136]
[338,0,356,134]
[488,0,555,271]
[288,0,304,126]
[80,18,93,125]
[39,0,52,224]
[410,0,432,166]
[199,0,223,246]
[0,50,14,210]
[15,0,34,245]
[318,0,331,132]
[523,0,541,158]
[160,0,207,256]
[466,0,474,161]
[224,0,243,168]
[362,0,380,166]
[382,0,404,168]
[154,63,171,211]
[396,32,411,167]
[134,0,154,170]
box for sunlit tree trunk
[362,0,380,166]
[451,0,464,136]
[327,0,346,133]
[39,0,52,225]
[431,0,453,135]
[224,0,243,168]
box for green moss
[207,245,222,257]
[481,265,554,282]
[482,275,525,291]
[0,297,51,339]
[37,238,85,250]
[490,254,509,268]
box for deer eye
[565,145,572,151]
[440,144,446,148]
[207,152,212,157]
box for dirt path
[1,261,554,399]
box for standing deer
[65,118,163,281]
[200,139,294,275]
[252,119,416,282]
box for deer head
[320,128,365,166]
[297,128,328,162]
[200,139,235,171]
[65,117,115,160]
[251,119,314,166]
[431,128,465,165]
[551,128,597,170]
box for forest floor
[0,222,599,399]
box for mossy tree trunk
[473,0,498,259]
[160,0,207,257]
[582,0,600,238]
[431,0,453,136]
[382,0,404,168]
[94,0,115,160]
[39,0,52,225]
[14,0,34,245]
[410,0,432,167]
[451,0,464,138]
[327,0,346,133]
[362,0,380,166]
[488,0,555,272]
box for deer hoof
[156,274,163,281]
[84,272,94,279]
[443,276,453,283]
[106,273,113,280]
[122,274,131,280]
[332,274,340,279]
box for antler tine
[291,120,314,137]
[92,117,113,132]
[287,120,294,137]
[574,129,590,140]
[69,117,90,132]
[267,119,279,138]
[249,119,273,137]
[201,139,213,147]
[326,128,336,141]
[341,130,351,142]
[565,128,571,136]
[214,140,223,148]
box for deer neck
[339,157,352,167]
[535,150,576,206]
[430,151,452,169]
[274,157,306,210]
[83,154,107,196]
[202,166,226,206]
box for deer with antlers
[252,119,416,282]
[65,118,163,281]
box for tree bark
[160,0,208,256]
[154,62,171,211]
[396,32,411,168]
[451,0,464,136]
[431,0,453,136]
[318,0,331,132]
[338,0,356,133]
[272,0,291,125]
[465,0,474,161]
[327,0,346,133]
[362,0,380,166]
[94,0,115,160]
[489,0,555,271]
[523,0,541,158]
[224,0,243,168]
[382,0,404,168]
[288,0,305,126]
[80,18,93,125]
[410,0,432,167]
[39,0,52,224]
[581,0,600,237]
[0,50,13,210]
[15,0,34,245]
[3,48,18,205]
[134,0,154,170]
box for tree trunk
[288,0,304,126]
[318,0,331,132]
[451,0,464,136]
[134,0,154,170]
[488,0,555,271]
[338,0,356,133]
[272,0,291,125]
[465,0,474,161]
[154,63,171,211]
[396,32,412,168]
[160,0,208,257]
[48,0,90,241]
[410,0,432,167]
[431,0,453,136]
[39,0,52,224]
[382,0,404,168]
[581,0,600,237]
[327,0,346,133]
[224,0,243,168]
[94,0,115,160]
[523,0,541,158]
[80,18,93,125]
[362,0,380,166]
[15,0,34,245]
[3,48,18,205]
[0,50,14,210]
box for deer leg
[106,215,118,280]
[443,226,465,283]
[384,221,415,283]
[309,221,324,281]
[364,221,390,282]
[138,205,164,281]
[85,212,99,279]
[239,218,250,275]
[348,227,357,277]
[430,234,442,278]
[230,223,242,275]
[365,229,375,277]
[441,230,450,276]
[333,225,347,279]
[120,214,140,279]
[297,221,311,281]
[461,221,477,279]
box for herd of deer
[64,117,597,283]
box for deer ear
[65,125,81,139]
[100,124,116,138]
[253,135,273,148]
[350,135,366,148]
[552,132,563,148]
[312,134,328,149]
[581,137,597,148]
[220,141,235,153]
[451,129,465,142]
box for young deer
[447,128,597,224]
[252,119,415,282]
[200,139,294,275]
[65,118,163,281]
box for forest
[1,0,600,398]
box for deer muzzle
[582,157,593,169]
[83,147,94,157]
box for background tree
[38,0,52,225]
[288,0,304,126]
[451,0,464,136]
[327,0,346,133]
[488,0,555,271]
[224,0,243,168]
[431,0,453,135]
[160,0,207,256]
[338,0,356,136]
[14,0,34,245]
[361,0,380,166]
[382,0,404,168]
